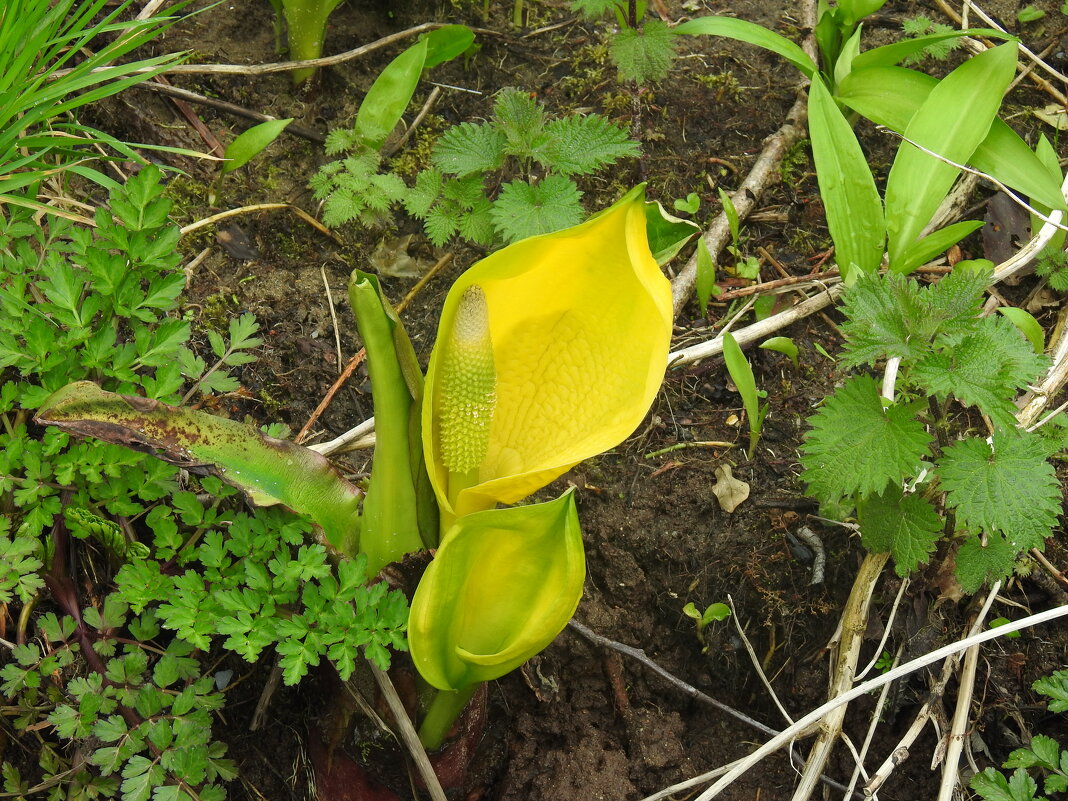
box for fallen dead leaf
[712,464,749,513]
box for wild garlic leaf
[537,114,640,175]
[800,374,932,505]
[490,176,584,243]
[610,19,677,83]
[939,432,1060,551]
[857,485,942,576]
[433,122,507,176]
[914,316,1048,429]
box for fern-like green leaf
[494,88,548,157]
[914,316,1048,429]
[537,115,640,176]
[490,176,584,243]
[857,485,942,576]
[800,374,932,505]
[433,122,507,176]
[610,19,677,83]
[1033,670,1068,713]
[939,432,1060,552]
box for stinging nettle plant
[36,186,675,751]
[798,265,1062,592]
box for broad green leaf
[409,490,584,691]
[998,307,1045,353]
[718,186,740,247]
[939,432,1061,549]
[885,43,1018,272]
[420,25,474,69]
[221,118,292,176]
[800,374,932,504]
[34,382,363,553]
[807,75,884,282]
[895,220,985,274]
[354,38,428,151]
[644,200,700,265]
[836,0,887,26]
[838,64,1065,212]
[833,25,863,88]
[852,28,1008,71]
[674,16,818,78]
[857,485,942,575]
[1031,134,1067,249]
[759,336,798,365]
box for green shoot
[212,118,293,203]
[682,601,730,651]
[695,240,716,316]
[759,336,798,366]
[722,332,768,459]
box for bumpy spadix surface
[423,186,673,519]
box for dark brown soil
[29,0,1068,799]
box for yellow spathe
[423,185,673,521]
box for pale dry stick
[725,595,797,729]
[308,417,375,456]
[935,582,1001,801]
[384,86,442,157]
[854,577,909,683]
[180,203,334,239]
[320,266,343,375]
[1017,303,1068,425]
[961,0,1068,86]
[788,551,890,801]
[367,663,448,801]
[842,645,902,801]
[52,23,442,80]
[686,602,1068,801]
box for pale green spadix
[439,285,496,476]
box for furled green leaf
[695,239,715,315]
[939,431,1060,551]
[675,16,818,78]
[490,176,584,243]
[885,44,1017,272]
[800,374,932,504]
[857,485,942,575]
[644,200,700,265]
[807,75,884,282]
[34,382,363,552]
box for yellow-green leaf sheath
[423,185,672,522]
[408,489,584,691]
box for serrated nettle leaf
[494,88,547,155]
[857,485,941,575]
[609,19,677,83]
[433,122,507,177]
[800,374,932,504]
[939,432,1060,550]
[537,115,639,176]
[807,75,884,282]
[35,382,363,552]
[489,176,584,243]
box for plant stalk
[417,684,478,750]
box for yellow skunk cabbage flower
[423,185,673,522]
[408,489,584,693]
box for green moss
[695,71,743,103]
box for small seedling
[1017,5,1045,22]
[682,601,731,651]
[988,617,1021,639]
[211,117,292,204]
[760,336,799,366]
[695,239,717,316]
[673,192,701,214]
[722,332,769,459]
[874,650,894,673]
